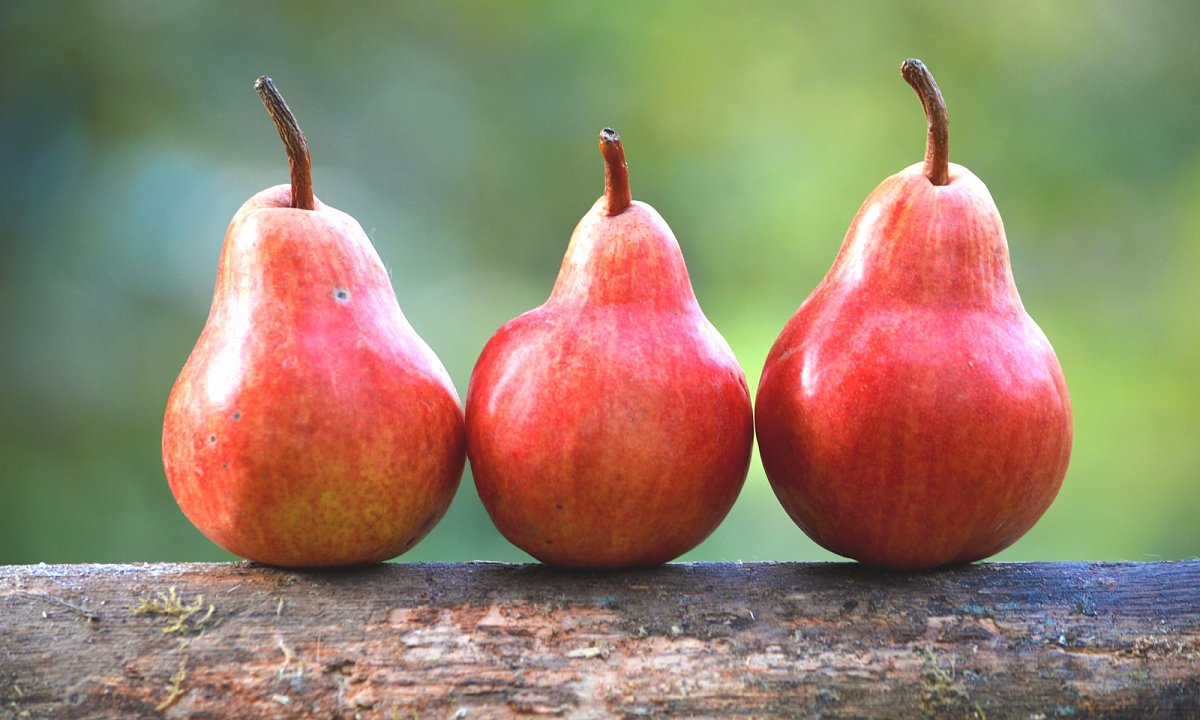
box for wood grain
[2,562,1198,718]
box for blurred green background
[2,2,1197,565]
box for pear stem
[900,59,950,186]
[599,128,632,215]
[254,76,315,211]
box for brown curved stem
[900,59,950,186]
[599,128,632,215]
[254,76,315,210]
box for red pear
[162,77,465,568]
[755,60,1073,570]
[466,129,754,568]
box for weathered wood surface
[1,562,1197,719]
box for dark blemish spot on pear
[404,535,417,548]
[417,513,438,534]
[545,539,554,545]
[209,434,217,444]
[232,411,241,420]
[333,288,351,302]
[555,503,564,511]
[222,463,228,469]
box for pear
[755,60,1073,570]
[465,129,754,568]
[162,77,465,568]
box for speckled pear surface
[163,78,464,567]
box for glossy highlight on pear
[162,76,465,568]
[465,128,754,568]
[755,59,1073,570]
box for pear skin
[466,130,754,568]
[163,77,465,568]
[756,61,1072,570]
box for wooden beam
[2,562,1198,718]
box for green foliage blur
[2,2,1197,565]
